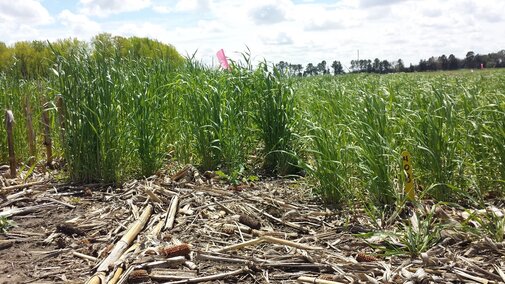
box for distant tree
[418,59,428,72]
[427,56,439,71]
[0,41,7,55]
[358,60,365,72]
[0,41,7,53]
[288,63,303,76]
[350,60,361,73]
[474,53,484,68]
[331,60,344,75]
[93,33,184,65]
[373,58,381,73]
[409,64,415,72]
[465,51,475,68]
[30,40,52,76]
[317,60,327,74]
[11,41,53,79]
[365,59,372,73]
[439,55,449,70]
[276,61,289,74]
[0,41,14,72]
[396,58,405,72]
[296,64,303,75]
[480,54,489,68]
[448,54,459,70]
[381,60,391,73]
[496,50,505,67]
[304,63,316,76]
[51,38,88,58]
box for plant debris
[0,166,504,283]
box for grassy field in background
[297,70,504,210]
[1,46,504,216]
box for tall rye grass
[299,71,505,212]
[51,40,179,182]
[47,44,298,182]
[0,72,57,167]
[1,42,504,215]
[252,63,299,175]
[171,59,298,175]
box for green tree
[331,60,343,75]
[448,54,459,70]
[465,51,475,68]
[11,41,52,79]
[365,59,372,73]
[276,61,289,74]
[0,42,13,72]
[287,63,303,76]
[418,59,428,71]
[427,56,439,71]
[380,60,391,73]
[475,53,484,68]
[293,64,303,76]
[439,55,448,70]
[396,58,405,72]
[304,63,316,76]
[373,58,381,73]
[317,60,327,74]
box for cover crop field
[0,37,504,283]
[1,42,503,208]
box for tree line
[0,34,184,80]
[1,35,504,79]
[276,50,505,76]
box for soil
[0,166,504,283]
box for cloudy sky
[1,0,504,67]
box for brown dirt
[1,166,504,283]
[0,184,116,283]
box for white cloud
[175,0,210,12]
[360,0,408,8]
[152,5,172,14]
[422,8,442,18]
[79,0,151,17]
[0,0,53,25]
[115,22,171,40]
[0,0,53,43]
[152,0,212,14]
[58,10,101,38]
[250,4,287,25]
[1,0,505,68]
[180,0,505,66]
[297,3,362,31]
[196,20,224,33]
[261,32,294,45]
[462,0,504,23]
[304,19,345,31]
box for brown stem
[24,95,36,166]
[40,99,53,167]
[55,94,66,146]
[5,110,16,178]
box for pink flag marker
[216,49,230,70]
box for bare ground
[1,166,504,283]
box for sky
[1,0,504,67]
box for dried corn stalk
[86,204,153,284]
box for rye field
[0,40,504,282]
[1,50,503,207]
